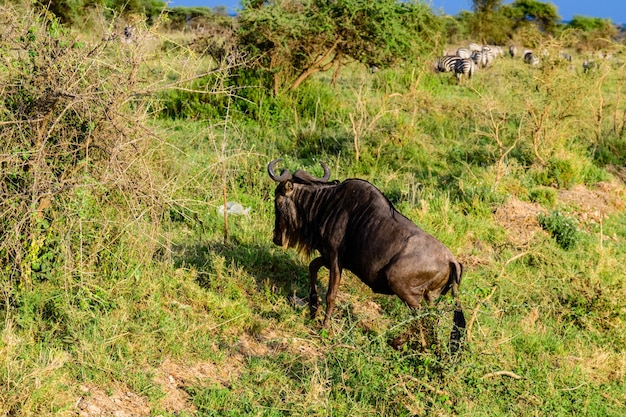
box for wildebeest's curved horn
[318,162,331,182]
[268,158,292,182]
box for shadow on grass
[172,238,312,300]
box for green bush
[538,210,579,250]
[528,186,557,207]
[532,157,576,189]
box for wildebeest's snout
[272,229,282,246]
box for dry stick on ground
[349,86,395,162]
[482,370,523,380]
[529,104,549,165]
[493,111,521,190]
[613,62,625,137]
[469,91,519,191]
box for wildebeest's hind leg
[308,257,326,320]
[387,274,441,352]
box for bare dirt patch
[153,356,244,414]
[77,384,150,417]
[494,198,544,247]
[76,355,244,416]
[557,181,625,223]
[493,179,626,247]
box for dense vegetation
[1,0,625,415]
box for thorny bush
[0,6,165,289]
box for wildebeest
[268,159,466,352]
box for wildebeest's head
[267,159,330,249]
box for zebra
[454,58,476,84]
[471,48,494,69]
[583,60,597,73]
[488,45,505,57]
[434,55,462,73]
[468,43,482,52]
[456,47,471,59]
[482,46,496,65]
[523,50,540,66]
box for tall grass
[1,5,625,416]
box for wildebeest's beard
[273,194,302,250]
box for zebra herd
[435,43,504,84]
[435,41,614,84]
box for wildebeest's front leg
[323,256,342,328]
[308,257,326,320]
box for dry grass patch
[494,198,544,247]
[558,180,626,224]
[77,384,150,417]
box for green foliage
[528,186,557,207]
[106,0,167,20]
[467,0,512,43]
[465,0,562,42]
[0,0,166,326]
[472,0,503,14]
[507,0,560,33]
[532,158,576,189]
[538,210,579,249]
[567,15,615,32]
[32,0,166,25]
[237,0,443,94]
[164,6,233,31]
[566,16,619,51]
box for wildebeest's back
[314,179,455,298]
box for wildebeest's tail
[448,261,465,354]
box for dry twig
[482,370,523,380]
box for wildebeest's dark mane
[284,178,399,258]
[282,179,336,258]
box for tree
[567,15,618,51]
[506,0,560,34]
[472,0,502,14]
[567,15,615,32]
[237,0,443,95]
[468,0,511,44]
[32,0,166,25]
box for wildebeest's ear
[284,180,294,196]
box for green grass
[1,8,626,416]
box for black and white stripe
[434,55,462,73]
[471,48,494,68]
[456,47,471,59]
[523,50,540,66]
[454,58,476,83]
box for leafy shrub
[532,157,576,189]
[538,211,579,250]
[579,162,609,185]
[528,187,557,207]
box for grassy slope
[2,23,626,416]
